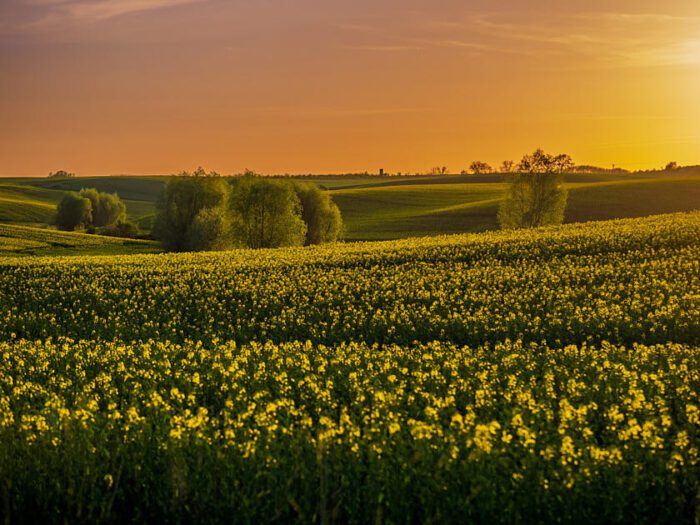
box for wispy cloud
[468,12,700,67]
[23,0,204,28]
[341,10,700,68]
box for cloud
[342,10,700,68]
[24,0,204,27]
[467,12,700,67]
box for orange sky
[1,0,699,176]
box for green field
[1,212,698,522]
[0,177,163,228]
[1,169,699,242]
[0,223,159,257]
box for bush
[55,193,92,231]
[293,182,343,245]
[229,175,306,249]
[101,220,140,239]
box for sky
[1,0,699,176]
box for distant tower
[379,168,384,176]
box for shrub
[101,220,140,239]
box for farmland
[0,224,159,257]
[1,168,699,242]
[0,211,699,522]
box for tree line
[153,169,343,252]
[53,149,567,246]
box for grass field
[0,177,162,228]
[2,169,698,242]
[1,211,698,523]
[330,170,700,240]
[0,223,159,257]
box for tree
[293,182,343,245]
[229,175,306,249]
[500,160,515,173]
[665,161,679,171]
[78,188,126,228]
[497,149,571,229]
[469,161,493,174]
[153,168,229,252]
[48,170,74,178]
[517,149,573,174]
[429,166,449,175]
[55,193,92,231]
[186,207,232,251]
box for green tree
[153,168,229,252]
[293,182,343,245]
[78,188,126,228]
[186,207,232,251]
[497,149,571,229]
[229,175,306,249]
[55,193,92,231]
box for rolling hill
[1,168,699,242]
[0,223,159,257]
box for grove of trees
[55,188,127,232]
[154,170,343,252]
[497,149,573,229]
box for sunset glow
[1,0,699,175]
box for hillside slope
[0,223,160,257]
[1,170,699,240]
